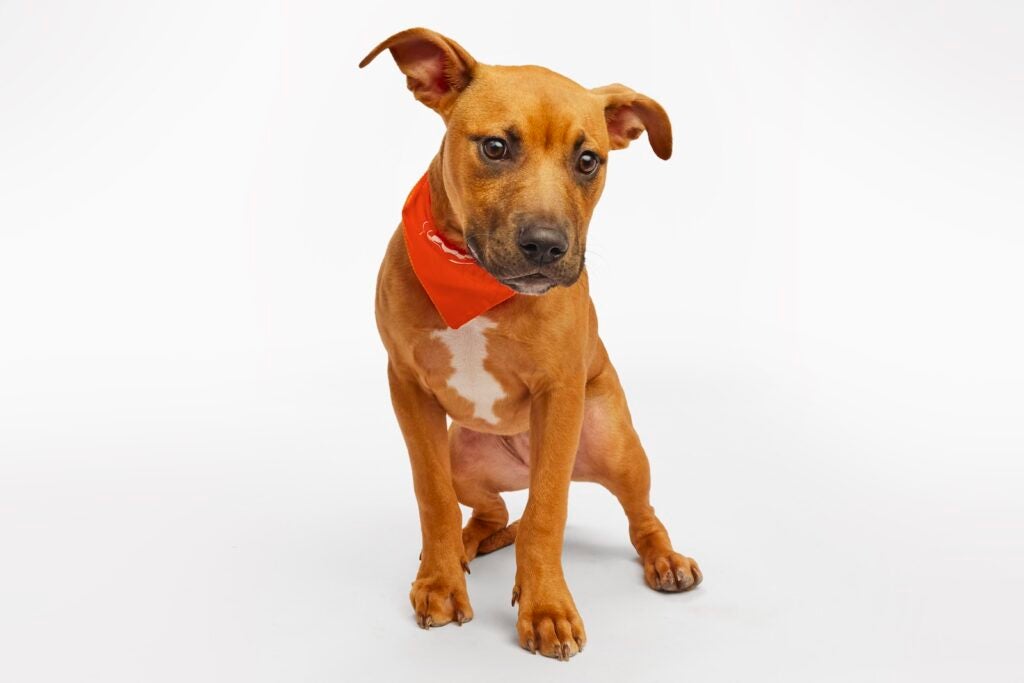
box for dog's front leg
[387,363,472,628]
[513,381,587,659]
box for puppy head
[361,28,671,295]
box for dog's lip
[499,272,556,288]
[502,273,553,283]
[499,272,558,295]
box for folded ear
[359,28,477,115]
[591,84,672,160]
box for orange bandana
[401,172,515,329]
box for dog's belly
[449,399,610,489]
[417,316,531,434]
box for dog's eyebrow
[466,126,521,143]
[573,133,604,161]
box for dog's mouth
[466,233,582,295]
[499,272,557,295]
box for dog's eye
[481,137,509,160]
[577,151,600,175]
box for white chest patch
[432,316,506,425]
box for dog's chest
[419,315,523,429]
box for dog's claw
[461,560,471,575]
[526,638,535,654]
[560,643,570,660]
[511,587,520,606]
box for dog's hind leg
[475,519,519,556]
[578,348,703,593]
[458,487,511,562]
[460,492,519,561]
[450,425,529,561]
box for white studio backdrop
[1,1,1022,681]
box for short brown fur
[362,27,700,660]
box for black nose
[518,225,568,265]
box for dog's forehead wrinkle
[521,107,579,152]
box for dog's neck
[426,150,467,249]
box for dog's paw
[643,551,702,592]
[513,581,586,660]
[409,569,473,629]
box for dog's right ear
[359,28,477,116]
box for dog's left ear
[592,84,672,160]
[359,27,477,116]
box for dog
[361,27,701,660]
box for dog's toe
[410,571,474,628]
[643,551,702,592]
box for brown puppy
[361,27,701,660]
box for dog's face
[440,67,615,294]
[361,28,672,295]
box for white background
[2,1,1022,681]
